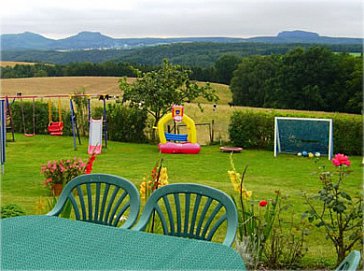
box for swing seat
[48,122,64,136]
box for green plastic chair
[335,250,361,271]
[47,173,140,229]
[133,183,238,246]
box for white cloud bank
[1,0,362,38]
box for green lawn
[2,134,362,269]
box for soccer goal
[274,117,333,160]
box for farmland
[0,61,36,67]
[1,76,126,97]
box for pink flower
[43,178,53,187]
[332,153,351,167]
[259,200,268,207]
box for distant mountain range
[1,30,363,51]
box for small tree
[119,59,218,140]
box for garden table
[1,215,246,270]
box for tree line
[0,59,232,83]
[2,41,361,66]
[230,47,362,114]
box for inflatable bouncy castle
[157,105,200,154]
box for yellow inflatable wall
[157,113,197,144]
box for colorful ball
[308,152,314,158]
[302,151,308,157]
[297,152,302,156]
[315,152,321,157]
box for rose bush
[304,153,363,264]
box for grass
[2,133,362,269]
[1,76,362,268]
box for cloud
[1,0,362,38]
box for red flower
[85,153,96,174]
[332,153,351,167]
[259,200,268,207]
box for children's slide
[88,118,103,155]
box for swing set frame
[1,94,110,151]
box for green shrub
[1,204,26,218]
[332,115,363,155]
[10,101,49,134]
[229,111,362,155]
[229,111,275,149]
[107,104,148,143]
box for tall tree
[214,54,241,84]
[230,55,280,107]
[275,47,335,111]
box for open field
[1,76,232,104]
[1,76,128,97]
[0,61,36,67]
[2,134,363,269]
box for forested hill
[1,30,363,51]
[1,42,362,67]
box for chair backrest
[133,183,238,246]
[47,174,140,229]
[335,250,361,271]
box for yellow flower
[242,189,252,200]
[140,178,152,199]
[139,182,147,199]
[228,170,252,199]
[159,167,169,186]
[228,170,241,192]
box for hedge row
[8,101,147,143]
[9,101,362,155]
[229,110,362,156]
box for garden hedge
[229,110,362,156]
[106,104,148,143]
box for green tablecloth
[2,215,246,270]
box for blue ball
[302,151,308,157]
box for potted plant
[41,154,96,196]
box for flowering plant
[228,154,280,269]
[140,158,168,200]
[139,158,169,233]
[41,153,96,187]
[304,153,363,265]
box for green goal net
[274,117,333,159]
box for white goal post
[274,117,333,160]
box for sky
[0,0,363,39]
